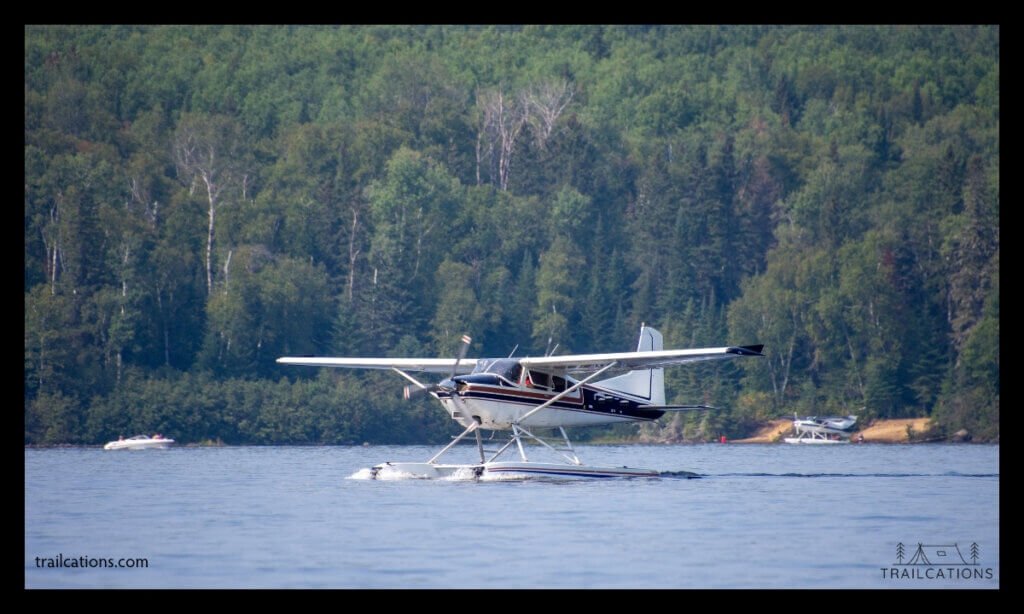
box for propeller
[403,334,472,400]
[450,334,472,375]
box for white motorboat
[784,415,857,444]
[103,435,174,450]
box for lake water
[25,442,999,589]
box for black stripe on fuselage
[439,383,665,422]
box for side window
[531,371,550,389]
[551,375,567,392]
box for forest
[24,25,999,445]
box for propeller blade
[404,384,432,399]
[405,334,471,401]
[449,334,472,379]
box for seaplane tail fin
[594,325,665,405]
[636,325,661,353]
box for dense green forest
[24,25,999,445]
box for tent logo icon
[895,542,975,566]
[881,542,995,582]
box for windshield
[471,358,522,384]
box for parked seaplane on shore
[278,325,763,480]
[784,415,858,444]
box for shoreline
[25,418,980,447]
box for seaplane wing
[275,356,480,374]
[518,345,764,374]
[277,344,763,374]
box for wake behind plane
[278,325,763,479]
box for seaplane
[783,415,858,444]
[277,325,763,479]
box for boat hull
[103,439,174,450]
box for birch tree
[524,79,575,149]
[476,88,529,191]
[172,114,244,295]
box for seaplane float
[783,415,858,444]
[278,325,763,479]
[103,434,175,450]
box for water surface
[25,443,999,588]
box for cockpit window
[471,358,522,384]
[471,359,495,374]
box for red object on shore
[720,435,726,443]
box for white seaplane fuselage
[437,357,666,430]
